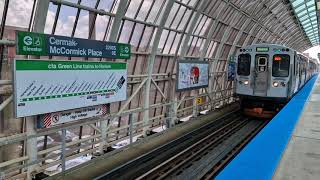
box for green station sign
[16,31,131,59]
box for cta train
[235,44,318,118]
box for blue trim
[216,75,318,180]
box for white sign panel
[14,59,127,117]
[41,105,107,128]
[176,60,209,91]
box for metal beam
[179,0,208,57]
[0,39,15,46]
[50,0,113,16]
[151,78,166,100]
[109,0,129,42]
[227,18,251,58]
[27,0,50,179]
[199,3,227,60]
[142,0,175,136]
[243,23,259,46]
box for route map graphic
[14,60,127,117]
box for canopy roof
[290,0,319,45]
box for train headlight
[273,82,279,87]
[244,80,249,85]
[281,82,286,87]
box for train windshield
[272,54,290,77]
[237,54,251,76]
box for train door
[253,55,269,96]
[301,62,306,86]
[294,56,299,93]
[298,61,302,88]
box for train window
[258,57,267,66]
[272,54,290,77]
[237,54,251,76]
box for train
[235,44,318,118]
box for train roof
[241,43,295,50]
[296,52,319,64]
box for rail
[0,88,236,178]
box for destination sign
[16,31,131,59]
[256,47,269,52]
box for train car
[235,44,318,118]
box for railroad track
[94,112,268,180]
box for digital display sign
[256,47,269,52]
[176,60,209,91]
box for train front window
[272,54,290,77]
[237,54,251,76]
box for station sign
[14,59,127,117]
[16,31,131,59]
[39,105,108,128]
[176,60,209,91]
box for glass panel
[300,15,308,21]
[237,54,251,76]
[292,0,305,7]
[306,1,314,6]
[295,5,306,12]
[297,11,307,17]
[272,55,290,77]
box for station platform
[216,75,319,180]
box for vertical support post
[193,97,198,118]
[26,117,37,179]
[179,1,208,57]
[104,0,128,149]
[166,100,177,128]
[198,3,226,110]
[243,24,258,46]
[227,18,251,60]
[100,103,110,154]
[177,1,207,120]
[109,0,129,41]
[99,117,107,153]
[61,128,66,172]
[171,98,178,126]
[27,1,50,179]
[142,0,175,137]
[129,114,133,144]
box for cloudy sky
[304,46,320,60]
[0,0,319,59]
[0,0,115,39]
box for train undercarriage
[239,96,288,118]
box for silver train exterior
[235,44,318,116]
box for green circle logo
[23,36,32,46]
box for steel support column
[227,18,252,59]
[27,1,50,179]
[199,3,227,60]
[178,0,208,119]
[100,0,128,153]
[199,3,226,110]
[179,1,207,57]
[109,0,129,42]
[142,0,175,137]
[243,24,259,46]
[210,17,235,104]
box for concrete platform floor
[274,77,320,180]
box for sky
[304,46,320,60]
[0,0,319,59]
